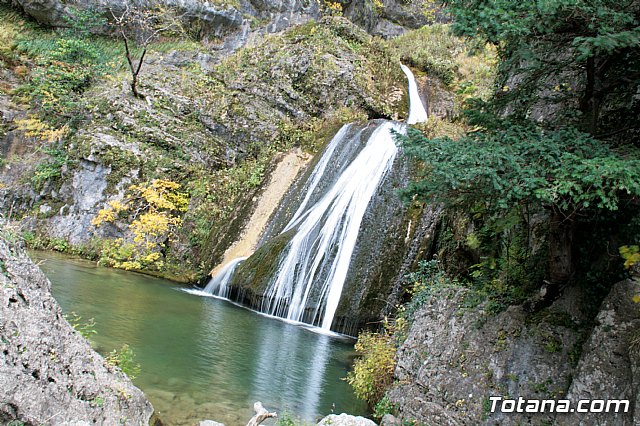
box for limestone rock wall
[7,0,429,40]
[389,278,640,425]
[0,229,154,425]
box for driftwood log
[246,402,277,426]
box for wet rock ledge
[0,226,154,425]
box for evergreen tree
[401,0,640,301]
[448,0,640,140]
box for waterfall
[261,121,404,330]
[199,63,430,333]
[283,124,351,230]
[400,64,428,124]
[203,257,247,298]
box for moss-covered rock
[231,231,293,294]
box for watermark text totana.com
[489,396,630,414]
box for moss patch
[231,231,293,294]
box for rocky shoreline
[0,225,155,425]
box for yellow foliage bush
[92,179,189,271]
[346,330,396,407]
[130,212,175,243]
[91,200,126,227]
[322,1,343,15]
[129,179,189,212]
[620,245,640,270]
[15,117,69,142]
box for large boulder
[8,0,67,25]
[317,413,377,426]
[0,227,155,424]
[558,278,640,425]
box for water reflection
[33,251,367,425]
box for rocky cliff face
[9,0,244,35]
[388,277,640,425]
[7,0,429,41]
[0,226,154,425]
[342,0,431,38]
[0,3,407,279]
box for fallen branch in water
[247,402,277,426]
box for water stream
[33,251,367,426]
[400,64,428,124]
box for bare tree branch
[108,0,185,98]
[246,402,277,426]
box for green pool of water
[32,251,368,425]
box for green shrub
[401,259,460,319]
[65,311,97,340]
[22,231,75,253]
[31,147,70,188]
[22,231,40,248]
[275,412,307,426]
[106,344,141,380]
[373,396,396,419]
[49,237,70,252]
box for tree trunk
[548,210,574,287]
[580,56,596,133]
[525,210,574,312]
[131,48,146,99]
[131,77,139,98]
[123,37,145,99]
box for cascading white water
[400,64,428,124]
[284,124,351,230]
[203,257,247,298]
[200,63,429,332]
[261,121,404,330]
